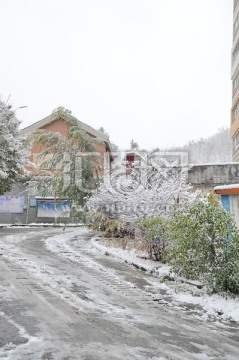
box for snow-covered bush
[86,151,191,223]
[0,101,29,194]
[167,191,239,296]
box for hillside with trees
[131,128,232,164]
[181,128,232,164]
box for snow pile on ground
[92,236,170,273]
[173,291,239,322]
[91,236,239,323]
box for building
[215,184,239,228]
[0,107,114,224]
[231,0,239,160]
[125,151,142,175]
[20,107,114,171]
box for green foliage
[167,191,239,295]
[139,217,168,261]
[49,107,78,125]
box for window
[236,103,239,117]
[232,38,239,64]
[234,12,239,37]
[233,69,239,94]
[233,131,239,150]
[232,102,239,121]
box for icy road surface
[0,227,238,360]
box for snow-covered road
[0,227,238,360]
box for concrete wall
[188,163,239,187]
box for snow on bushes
[87,150,239,296]
[167,191,239,296]
[86,151,191,222]
[86,151,191,239]
[0,101,30,194]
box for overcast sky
[0,0,233,150]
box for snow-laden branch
[87,152,191,222]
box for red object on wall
[126,153,135,174]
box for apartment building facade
[231,0,239,160]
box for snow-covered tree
[130,139,139,151]
[86,151,191,222]
[98,126,109,136]
[98,126,118,151]
[0,102,29,194]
